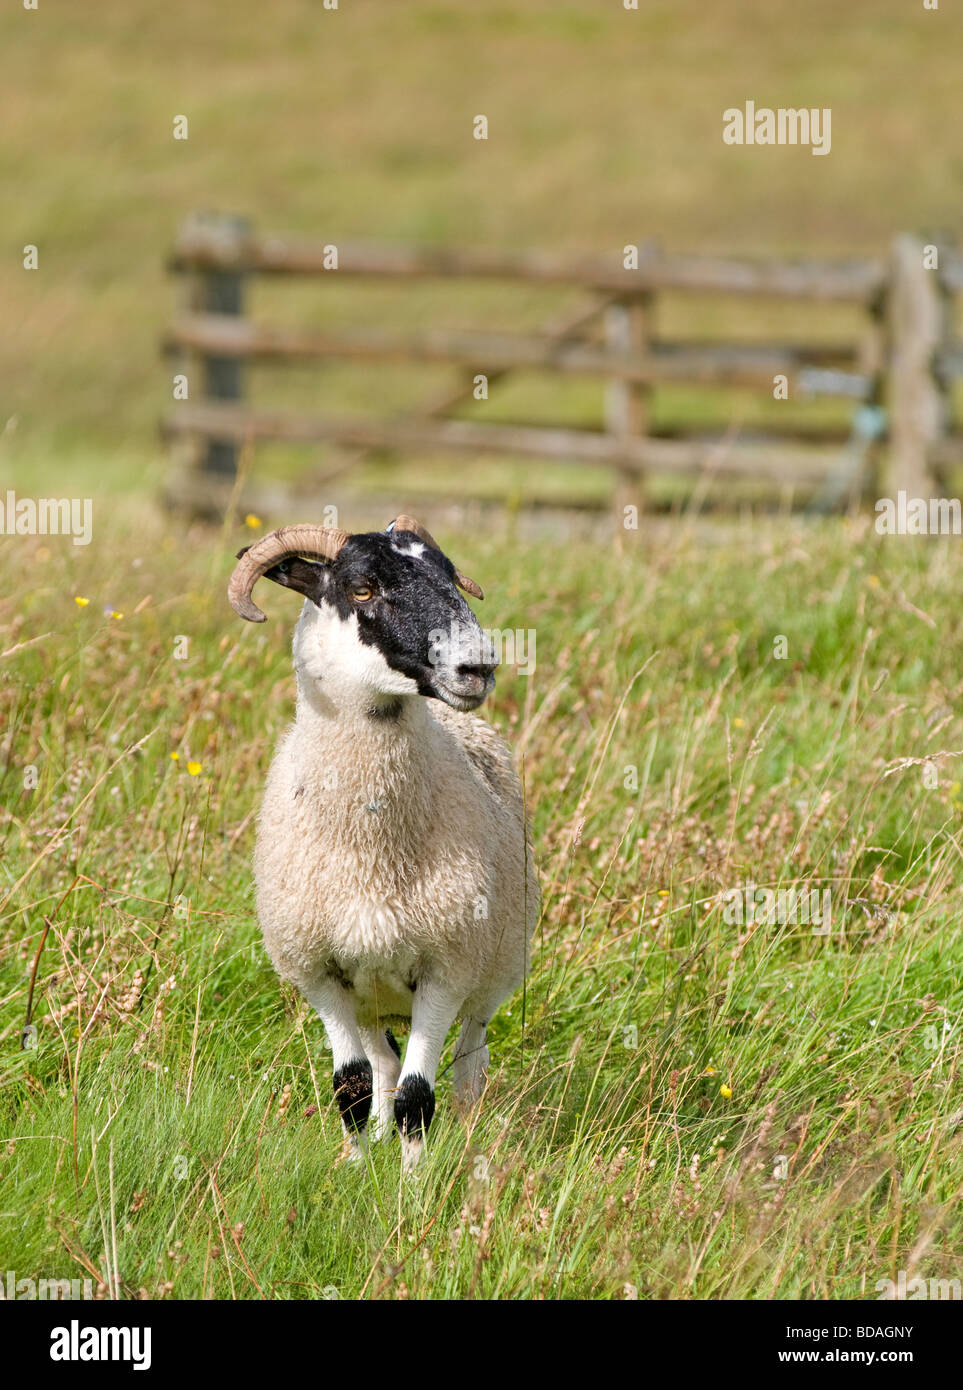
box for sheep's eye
[351,585,374,602]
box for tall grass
[1,505,960,1298]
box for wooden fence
[162,214,963,517]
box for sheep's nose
[455,660,497,682]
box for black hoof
[333,1058,373,1133]
[394,1073,435,1138]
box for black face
[261,530,496,710]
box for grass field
[1,503,961,1299]
[2,0,962,1304]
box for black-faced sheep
[228,517,539,1169]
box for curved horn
[228,524,350,622]
[389,514,484,600]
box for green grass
[1,503,961,1299]
[2,0,962,1300]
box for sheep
[228,516,539,1169]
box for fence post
[887,234,947,499]
[605,294,651,535]
[850,278,888,505]
[183,211,251,480]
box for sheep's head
[228,517,497,712]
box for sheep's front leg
[304,977,371,1160]
[394,980,461,1172]
[453,1017,489,1111]
[360,1026,402,1141]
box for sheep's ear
[260,556,330,606]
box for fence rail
[164,401,838,483]
[169,222,886,302]
[163,315,869,392]
[163,214,962,517]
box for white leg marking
[360,1026,402,1141]
[400,984,461,1088]
[453,1018,489,1111]
[304,977,370,1154]
[397,981,462,1172]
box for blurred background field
[2,0,961,510]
